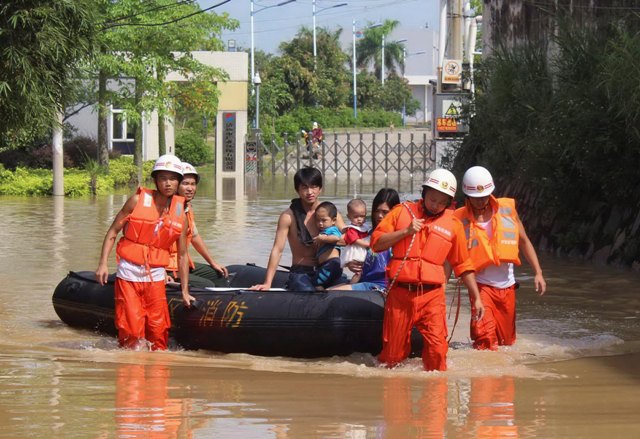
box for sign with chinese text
[437,117,458,132]
[434,93,469,138]
[222,112,236,172]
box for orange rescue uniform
[454,196,520,350]
[167,205,196,276]
[371,201,474,371]
[115,187,186,350]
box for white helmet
[312,122,318,128]
[151,154,183,179]
[462,166,495,197]
[181,162,200,184]
[423,168,457,198]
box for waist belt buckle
[399,282,436,294]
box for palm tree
[355,19,404,80]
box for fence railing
[248,131,436,193]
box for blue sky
[198,0,441,75]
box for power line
[103,0,231,30]
[106,0,196,25]
[234,0,420,32]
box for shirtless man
[250,167,345,291]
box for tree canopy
[94,0,237,171]
[252,24,418,135]
[0,0,97,150]
[356,19,404,79]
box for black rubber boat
[52,264,391,358]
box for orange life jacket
[116,187,186,268]
[387,201,456,284]
[454,196,521,272]
[167,206,195,274]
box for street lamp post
[254,72,262,129]
[381,34,385,84]
[352,19,357,119]
[312,1,347,71]
[251,0,296,91]
[401,48,426,126]
[353,21,382,119]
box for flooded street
[1,176,639,438]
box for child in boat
[340,198,371,284]
[249,167,346,292]
[312,201,343,289]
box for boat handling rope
[447,278,462,343]
[383,202,462,343]
[384,202,418,298]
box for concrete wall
[405,75,436,125]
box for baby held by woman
[340,198,371,283]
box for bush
[64,136,98,167]
[175,129,212,165]
[0,156,156,197]
[0,143,74,170]
[259,107,402,145]
[0,135,120,170]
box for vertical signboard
[434,93,469,139]
[245,136,258,175]
[222,112,236,172]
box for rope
[383,201,462,344]
[385,202,419,297]
[447,278,463,343]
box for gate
[250,131,436,194]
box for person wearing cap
[371,168,485,371]
[454,166,546,351]
[166,162,229,288]
[95,154,195,351]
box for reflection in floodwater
[381,375,548,439]
[383,377,448,438]
[109,365,536,438]
[461,376,520,438]
[114,363,195,438]
[52,196,66,267]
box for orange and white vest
[116,187,186,268]
[387,201,456,284]
[167,206,195,274]
[454,196,521,272]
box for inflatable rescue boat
[52,264,393,358]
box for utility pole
[450,0,463,61]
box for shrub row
[0,156,153,197]
[260,107,402,144]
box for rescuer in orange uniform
[95,155,194,350]
[454,166,546,350]
[455,166,547,350]
[166,162,228,288]
[371,169,485,371]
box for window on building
[111,108,135,154]
[111,110,135,141]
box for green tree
[0,0,97,150]
[381,74,420,114]
[277,26,350,108]
[355,72,384,109]
[93,0,237,178]
[356,19,403,79]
